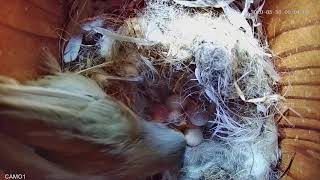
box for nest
[63,0,282,179]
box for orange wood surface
[264,0,320,179]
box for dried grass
[62,0,281,179]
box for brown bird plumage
[0,72,186,179]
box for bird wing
[0,74,141,146]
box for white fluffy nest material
[63,0,281,179]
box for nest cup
[61,0,283,179]
[0,0,320,179]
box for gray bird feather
[0,73,186,178]
[0,74,141,146]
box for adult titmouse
[0,73,186,179]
